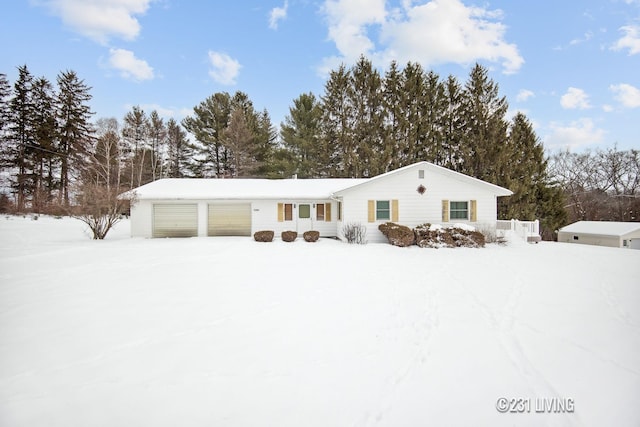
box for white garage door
[153,204,198,238]
[208,203,252,236]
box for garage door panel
[208,204,251,236]
[153,204,198,238]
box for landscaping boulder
[378,222,415,247]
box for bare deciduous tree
[549,147,640,222]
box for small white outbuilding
[557,221,640,249]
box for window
[316,203,325,221]
[284,203,293,221]
[418,169,425,179]
[299,204,310,219]
[449,201,468,220]
[623,239,628,247]
[338,201,342,221]
[376,200,390,220]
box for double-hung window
[376,200,391,220]
[449,201,469,220]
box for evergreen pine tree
[253,109,277,177]
[382,61,406,171]
[320,64,353,177]
[222,108,256,177]
[442,75,465,170]
[7,65,36,211]
[422,70,447,165]
[55,70,94,205]
[401,62,426,163]
[31,76,58,211]
[165,118,194,178]
[460,63,509,183]
[280,92,323,178]
[182,92,232,177]
[350,56,386,177]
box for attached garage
[208,203,252,236]
[153,204,198,238]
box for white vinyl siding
[153,204,198,238]
[208,203,252,236]
[337,164,501,243]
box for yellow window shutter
[277,203,284,222]
[470,200,477,222]
[392,199,399,222]
[325,203,332,222]
[442,200,449,222]
[367,200,375,222]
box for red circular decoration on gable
[417,184,426,195]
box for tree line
[1,59,636,239]
[549,148,640,223]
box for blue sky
[2,0,639,152]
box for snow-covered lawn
[1,215,639,427]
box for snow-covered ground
[1,215,639,427]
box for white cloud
[560,87,591,110]
[544,118,606,150]
[569,31,593,46]
[269,1,288,30]
[208,51,241,85]
[320,0,523,75]
[612,25,640,55]
[322,0,386,61]
[610,83,640,108]
[602,104,614,112]
[516,89,535,102]
[40,0,152,44]
[108,48,154,81]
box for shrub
[281,230,298,242]
[303,230,320,242]
[254,230,274,242]
[378,222,415,247]
[342,222,367,244]
[414,223,485,248]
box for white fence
[496,219,540,242]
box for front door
[297,203,313,234]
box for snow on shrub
[253,230,274,242]
[378,222,415,247]
[414,223,485,248]
[303,230,320,242]
[281,230,298,242]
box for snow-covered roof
[129,178,368,200]
[559,221,640,237]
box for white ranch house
[129,161,514,243]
